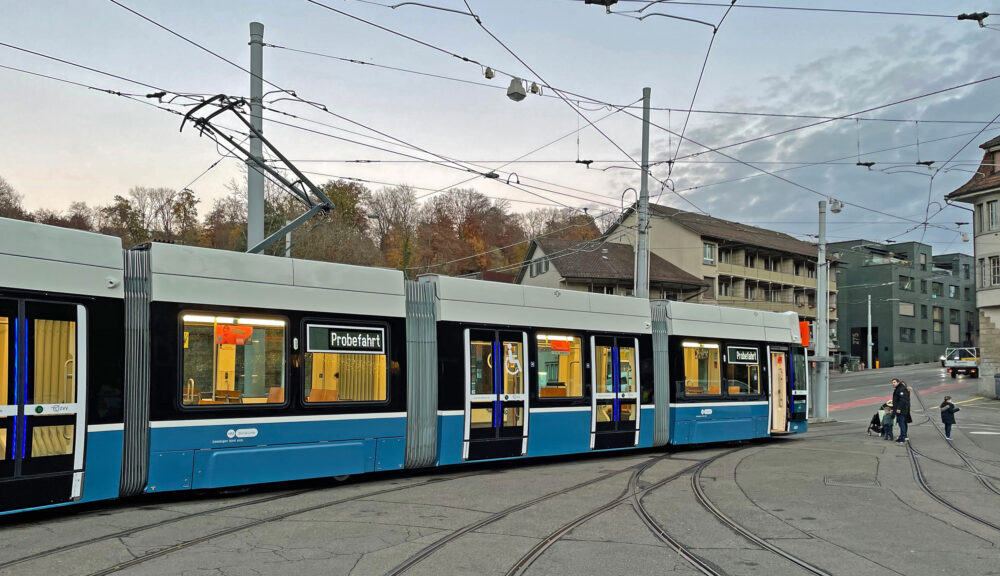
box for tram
[0,217,808,515]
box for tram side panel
[142,244,408,493]
[0,218,125,515]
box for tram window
[304,323,387,403]
[594,341,637,394]
[536,333,583,398]
[619,346,636,393]
[792,350,808,393]
[680,341,721,396]
[31,425,74,457]
[1,316,8,408]
[595,345,614,393]
[469,339,495,396]
[725,364,760,395]
[181,314,286,406]
[33,318,77,404]
[501,339,525,396]
[1,315,7,460]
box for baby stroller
[867,411,884,436]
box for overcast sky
[3,0,1000,255]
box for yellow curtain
[33,319,76,404]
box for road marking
[968,431,1000,435]
[834,387,858,392]
[955,397,985,404]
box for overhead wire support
[180,95,336,255]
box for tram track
[0,487,316,571]
[388,451,677,575]
[62,471,487,576]
[689,455,833,576]
[505,447,742,576]
[910,388,1000,498]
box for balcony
[715,296,838,320]
[718,262,837,291]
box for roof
[947,139,1000,200]
[645,205,820,259]
[524,238,707,287]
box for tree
[98,195,147,247]
[0,176,30,221]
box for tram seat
[267,387,285,403]
[597,405,613,422]
[539,386,566,398]
[214,390,243,404]
[728,386,742,395]
[307,388,338,403]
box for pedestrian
[940,396,960,440]
[892,378,911,443]
[881,400,895,441]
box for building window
[181,314,287,406]
[921,305,927,319]
[745,284,757,301]
[763,257,778,272]
[703,243,716,266]
[920,329,927,344]
[806,264,816,279]
[994,151,1000,173]
[899,327,915,343]
[719,249,731,264]
[933,321,943,345]
[304,323,387,403]
[978,203,985,233]
[992,256,1000,286]
[950,309,960,323]
[920,253,927,271]
[719,279,731,297]
[950,323,960,345]
[681,341,722,396]
[932,282,943,298]
[899,302,914,317]
[990,200,998,230]
[529,258,549,278]
[933,306,943,321]
[964,264,970,280]
[965,287,971,300]
[745,252,756,268]
[536,333,584,399]
[767,288,781,302]
[920,279,927,294]
[981,258,988,287]
[949,285,958,298]
[899,275,913,291]
[704,277,716,299]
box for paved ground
[2,363,1000,576]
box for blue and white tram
[0,217,809,515]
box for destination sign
[307,324,385,354]
[727,346,759,365]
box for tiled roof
[534,238,707,287]
[947,139,1000,200]
[647,205,819,258]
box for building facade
[516,238,707,298]
[946,135,1000,397]
[603,205,838,350]
[830,240,976,368]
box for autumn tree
[0,176,31,221]
[98,195,147,247]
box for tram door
[0,299,88,512]
[463,329,529,461]
[590,336,640,450]
[768,346,790,433]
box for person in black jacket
[940,396,960,440]
[892,379,911,443]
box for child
[940,396,960,440]
[881,400,895,441]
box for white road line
[968,431,1000,435]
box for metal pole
[814,200,829,419]
[248,22,265,250]
[285,219,292,258]
[635,87,651,299]
[867,294,873,370]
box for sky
[3,0,1000,256]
